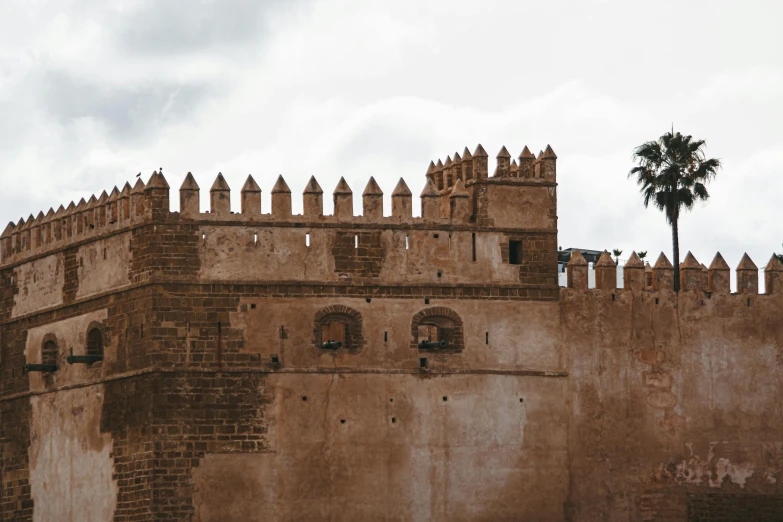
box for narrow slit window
[485,332,489,345]
[472,233,476,262]
[405,234,409,250]
[254,232,258,245]
[354,235,358,248]
[448,234,451,251]
[306,233,310,247]
[509,240,522,265]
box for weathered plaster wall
[76,233,131,299]
[29,385,117,522]
[24,310,110,391]
[12,254,63,318]
[199,226,535,285]
[193,373,568,522]
[199,226,335,282]
[230,297,563,372]
[485,184,556,230]
[564,289,783,521]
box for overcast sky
[1,0,782,285]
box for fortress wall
[11,254,63,318]
[229,297,562,372]
[24,310,109,391]
[0,284,154,519]
[4,146,783,520]
[192,373,569,522]
[197,225,536,285]
[482,182,556,230]
[28,385,117,522]
[1,218,558,321]
[75,233,131,300]
[564,289,783,521]
[2,281,782,520]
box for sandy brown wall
[193,373,568,522]
[564,289,783,521]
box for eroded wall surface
[29,386,117,522]
[193,374,568,522]
[564,289,783,521]
[12,254,63,318]
[229,297,562,371]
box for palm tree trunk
[672,218,680,291]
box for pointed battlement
[623,251,645,291]
[595,251,616,290]
[708,252,730,293]
[680,252,703,291]
[271,175,292,218]
[303,176,323,217]
[362,177,383,220]
[210,173,231,216]
[241,175,262,216]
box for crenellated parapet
[0,143,559,268]
[0,175,156,266]
[565,249,783,295]
[427,143,556,191]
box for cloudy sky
[1,0,781,286]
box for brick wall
[500,232,559,286]
[0,399,33,519]
[331,231,385,279]
[149,373,269,520]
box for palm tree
[629,131,721,291]
[612,249,623,264]
[638,251,647,262]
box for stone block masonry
[0,143,782,521]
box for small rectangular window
[306,232,310,247]
[405,234,409,250]
[509,240,522,265]
[471,233,476,262]
[354,235,358,248]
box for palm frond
[630,129,721,231]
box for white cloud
[1,0,782,290]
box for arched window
[313,305,364,351]
[39,333,60,377]
[411,307,464,351]
[86,325,104,358]
[42,339,58,367]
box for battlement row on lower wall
[565,249,783,295]
[0,144,557,266]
